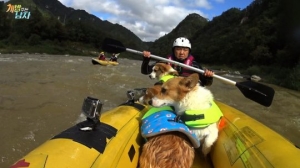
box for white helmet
[173,37,191,49]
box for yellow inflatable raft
[11,99,300,168]
[92,58,119,66]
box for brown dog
[139,85,196,168]
[149,63,179,80]
[139,63,178,105]
[139,132,195,168]
[151,73,223,156]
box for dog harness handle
[141,110,200,148]
[182,101,223,128]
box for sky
[4,0,253,42]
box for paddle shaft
[103,39,274,106]
[125,48,236,85]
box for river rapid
[0,54,299,167]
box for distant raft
[92,58,119,66]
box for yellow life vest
[159,75,176,82]
[183,101,223,128]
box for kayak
[92,58,119,66]
[11,96,300,168]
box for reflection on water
[0,54,299,167]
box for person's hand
[204,69,214,77]
[143,51,151,58]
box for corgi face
[149,63,178,80]
[139,85,161,105]
[151,73,199,107]
[151,73,213,114]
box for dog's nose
[148,75,151,79]
[148,100,152,105]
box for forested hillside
[149,13,208,57]
[0,0,148,59]
[149,0,300,90]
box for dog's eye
[161,88,167,94]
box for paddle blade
[236,81,274,107]
[102,38,126,53]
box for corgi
[139,84,196,168]
[139,132,195,168]
[139,63,178,104]
[151,73,223,156]
[139,86,196,168]
[139,85,195,168]
[149,63,178,81]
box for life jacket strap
[181,113,205,122]
[154,80,164,85]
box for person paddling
[109,53,118,62]
[141,37,214,87]
[98,52,106,60]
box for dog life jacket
[141,109,200,148]
[181,101,223,128]
[158,74,176,83]
[154,74,177,85]
[142,106,173,119]
[167,54,194,77]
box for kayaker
[109,53,118,62]
[141,37,214,87]
[98,52,106,60]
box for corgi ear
[158,64,167,72]
[179,73,199,89]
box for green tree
[250,45,272,65]
[0,3,11,39]
[28,34,41,45]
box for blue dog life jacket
[141,108,200,148]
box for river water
[0,54,299,167]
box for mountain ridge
[30,0,143,44]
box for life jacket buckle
[167,115,183,123]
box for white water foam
[0,58,13,62]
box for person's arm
[192,61,213,86]
[141,57,153,74]
[200,73,213,86]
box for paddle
[101,38,275,107]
